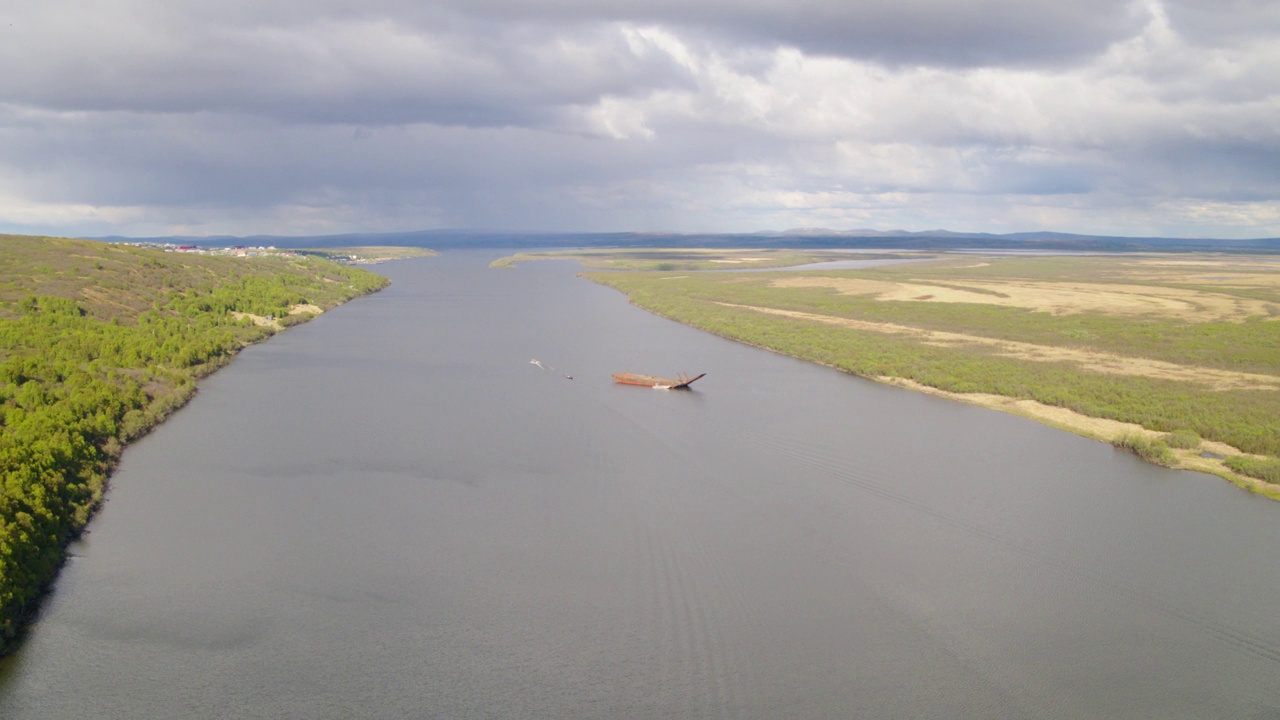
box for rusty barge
[612,372,706,390]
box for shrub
[1114,434,1176,465]
[1163,429,1202,449]
[1225,456,1280,485]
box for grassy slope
[0,235,393,652]
[582,253,1280,498]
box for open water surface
[2,251,1279,718]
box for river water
[2,251,1279,718]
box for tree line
[0,242,389,652]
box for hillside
[0,235,391,652]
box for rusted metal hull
[612,372,706,390]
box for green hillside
[0,235,391,652]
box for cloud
[454,0,1150,67]
[1161,0,1280,44]
[0,6,691,127]
[0,0,1277,238]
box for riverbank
[877,378,1280,499]
[627,310,1279,499]
[0,235,396,653]
[569,250,1280,499]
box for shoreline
[615,297,1280,501]
[874,377,1280,500]
[0,236,397,654]
[1,291,385,655]
[570,249,1280,501]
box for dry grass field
[771,256,1280,322]
[490,248,906,270]
[770,276,1278,321]
[711,301,1280,391]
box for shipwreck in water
[612,372,706,390]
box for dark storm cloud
[455,0,1149,67]
[1,0,1146,131]
[0,3,692,127]
[0,103,729,230]
[1161,0,1280,43]
[1116,141,1280,201]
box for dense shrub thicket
[1113,434,1176,465]
[1225,456,1280,485]
[1162,429,1202,450]
[0,237,388,652]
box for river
[2,251,1278,718]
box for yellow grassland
[769,276,1280,322]
[714,302,1280,391]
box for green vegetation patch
[1162,429,1202,450]
[1113,434,1176,466]
[1224,456,1280,485]
[0,234,391,652]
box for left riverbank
[0,235,398,653]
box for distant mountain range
[94,228,1280,254]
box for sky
[1,0,1278,239]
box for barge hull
[612,372,705,390]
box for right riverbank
[526,249,1280,499]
